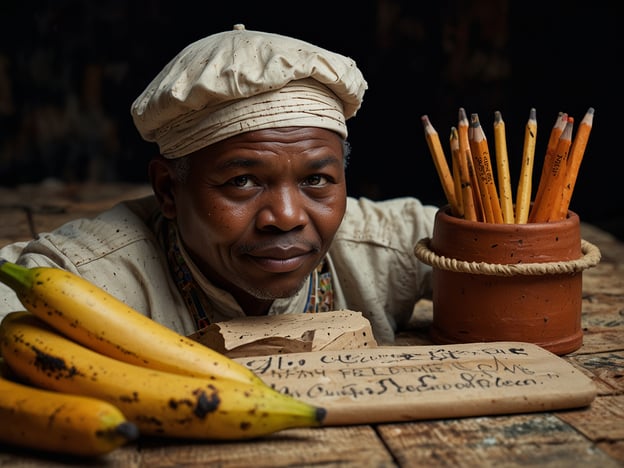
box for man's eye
[229,175,254,188]
[303,175,327,186]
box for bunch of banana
[0,311,326,439]
[0,368,139,456]
[0,258,262,385]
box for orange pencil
[469,113,503,223]
[458,108,484,221]
[421,115,460,215]
[450,126,477,221]
[530,116,574,223]
[529,112,568,222]
[493,111,514,223]
[556,107,594,219]
[515,108,537,224]
[468,115,493,222]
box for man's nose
[256,186,308,232]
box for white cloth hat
[131,24,368,158]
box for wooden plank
[0,183,152,245]
[597,440,624,467]
[557,395,624,440]
[0,207,32,245]
[377,414,622,467]
[575,295,624,355]
[571,351,624,393]
[137,426,396,467]
[0,442,140,467]
[0,426,397,467]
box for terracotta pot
[425,206,586,355]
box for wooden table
[1,183,623,467]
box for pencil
[556,107,594,219]
[469,113,503,223]
[450,131,464,217]
[514,108,537,224]
[493,111,514,223]
[458,108,484,221]
[450,126,477,221]
[530,116,574,223]
[421,115,460,215]
[528,112,568,222]
[469,114,494,222]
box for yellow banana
[0,311,326,440]
[0,370,138,456]
[0,259,262,385]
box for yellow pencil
[556,107,594,219]
[450,130,464,217]
[515,108,537,224]
[450,126,477,221]
[493,111,514,223]
[421,115,460,215]
[469,113,503,224]
[529,112,568,222]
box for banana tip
[315,406,327,424]
[115,421,140,442]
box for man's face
[153,127,347,312]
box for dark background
[1,1,622,239]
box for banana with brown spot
[0,311,326,440]
[0,259,263,385]
[0,368,138,456]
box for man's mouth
[247,252,312,273]
[245,245,315,273]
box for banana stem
[0,258,32,294]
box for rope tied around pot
[414,238,601,277]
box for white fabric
[131,24,367,158]
[152,79,348,157]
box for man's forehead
[190,128,345,166]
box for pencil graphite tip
[582,108,595,125]
[450,126,459,141]
[529,108,537,120]
[459,107,467,121]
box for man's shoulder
[341,196,437,240]
[25,196,163,267]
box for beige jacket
[0,195,436,344]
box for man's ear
[148,157,177,219]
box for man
[0,25,436,344]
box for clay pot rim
[436,204,580,234]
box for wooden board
[235,341,596,426]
